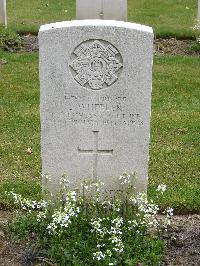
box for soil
[2,34,200,56]
[0,210,199,266]
[163,215,200,266]
[0,211,23,266]
[154,38,199,56]
[21,35,39,53]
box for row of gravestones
[1,0,200,27]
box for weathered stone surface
[39,20,153,195]
[76,0,127,21]
[0,0,7,27]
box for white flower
[36,211,47,222]
[106,249,112,257]
[193,24,200,30]
[156,184,167,194]
[47,197,80,234]
[60,176,70,186]
[166,207,174,217]
[119,173,131,185]
[42,174,51,181]
[93,251,105,261]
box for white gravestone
[76,0,127,21]
[0,0,7,27]
[39,20,153,195]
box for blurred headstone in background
[76,0,127,21]
[0,0,7,27]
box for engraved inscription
[63,93,144,127]
[69,40,123,90]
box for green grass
[0,50,199,212]
[128,0,198,38]
[0,51,40,180]
[5,0,198,38]
[7,0,75,34]
[149,56,200,212]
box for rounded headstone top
[39,20,153,34]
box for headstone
[39,20,153,196]
[76,0,127,21]
[0,0,7,27]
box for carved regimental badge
[69,40,123,90]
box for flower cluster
[156,184,167,194]
[6,191,48,212]
[91,216,124,263]
[119,173,131,185]
[193,23,200,31]
[119,172,136,186]
[6,175,173,265]
[163,207,174,227]
[130,192,160,229]
[81,180,105,193]
[192,22,200,44]
[7,190,81,235]
[60,176,70,188]
[47,191,80,234]
[109,217,124,253]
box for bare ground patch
[163,215,200,266]
[2,35,200,56]
[154,38,199,56]
[0,211,24,266]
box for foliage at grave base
[148,177,200,214]
[0,177,42,210]
[0,26,22,52]
[6,175,173,265]
[187,40,200,53]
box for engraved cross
[78,131,113,180]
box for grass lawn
[149,56,200,212]
[6,0,198,38]
[0,49,199,212]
